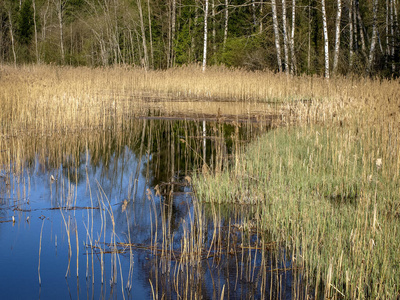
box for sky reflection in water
[0,118,295,299]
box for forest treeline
[0,0,398,77]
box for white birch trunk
[8,10,17,67]
[259,0,263,33]
[212,0,216,61]
[308,0,311,71]
[321,0,330,78]
[252,0,257,26]
[282,0,290,73]
[56,0,65,64]
[290,0,297,74]
[202,0,209,72]
[41,0,50,41]
[147,0,154,68]
[171,0,176,66]
[333,0,342,74]
[33,0,39,63]
[271,0,282,72]
[390,0,395,72]
[223,0,229,51]
[368,0,379,74]
[353,0,358,52]
[137,0,149,69]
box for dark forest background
[0,0,398,77]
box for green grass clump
[193,124,400,299]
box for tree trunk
[128,28,135,64]
[56,0,65,64]
[271,0,282,72]
[386,0,390,67]
[147,0,154,68]
[390,0,395,72]
[259,0,263,33]
[290,0,297,74]
[191,1,198,61]
[356,3,367,56]
[308,0,311,71]
[321,0,330,78]
[171,0,176,66]
[353,0,358,52]
[223,0,229,52]
[333,0,342,74]
[367,0,379,74]
[32,0,39,63]
[41,0,50,41]
[282,0,290,73]
[212,0,216,62]
[252,0,257,26]
[8,10,17,67]
[349,0,354,68]
[394,0,399,73]
[202,0,209,72]
[137,0,149,69]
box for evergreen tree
[16,0,34,46]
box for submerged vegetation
[1,64,400,298]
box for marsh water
[0,116,298,299]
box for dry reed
[2,63,400,299]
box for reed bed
[2,64,398,138]
[194,75,400,298]
[2,64,400,298]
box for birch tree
[223,0,228,52]
[349,0,354,68]
[202,0,209,72]
[367,0,378,74]
[54,0,66,64]
[333,0,342,74]
[170,0,176,67]
[32,0,39,63]
[8,9,17,66]
[282,0,290,73]
[389,0,396,72]
[137,0,148,69]
[290,0,297,74]
[212,0,216,62]
[321,0,329,78]
[271,0,282,72]
[147,0,154,67]
[259,0,263,33]
[41,0,50,41]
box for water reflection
[0,118,298,299]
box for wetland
[1,65,400,299]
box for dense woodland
[0,0,399,77]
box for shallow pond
[0,117,299,299]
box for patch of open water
[0,118,299,299]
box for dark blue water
[0,119,297,299]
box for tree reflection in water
[0,118,300,299]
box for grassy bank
[193,77,400,298]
